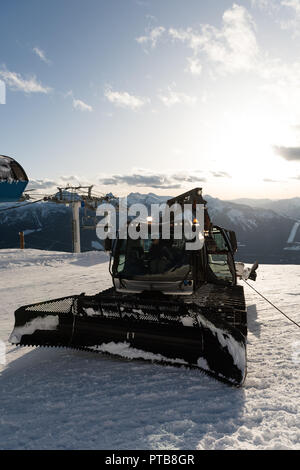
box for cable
[0,198,45,213]
[0,186,111,215]
[243,279,300,329]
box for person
[124,245,145,276]
[149,239,174,274]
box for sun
[211,109,295,182]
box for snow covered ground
[0,249,299,450]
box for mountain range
[0,192,299,264]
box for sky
[1,0,300,200]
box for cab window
[207,228,235,283]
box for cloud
[263,178,281,182]
[251,1,300,35]
[100,173,181,189]
[151,3,300,106]
[273,145,300,160]
[281,0,300,34]
[210,171,232,178]
[72,98,93,112]
[27,175,99,193]
[186,57,202,76]
[26,178,59,191]
[65,90,93,112]
[26,170,209,195]
[172,173,207,183]
[158,85,197,107]
[104,86,150,110]
[33,47,51,64]
[250,0,278,10]
[99,170,207,190]
[168,4,259,75]
[135,4,300,108]
[257,57,300,107]
[136,26,166,50]
[0,67,51,94]
[282,0,300,11]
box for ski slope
[0,249,299,450]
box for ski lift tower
[45,185,109,254]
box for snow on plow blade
[9,289,247,386]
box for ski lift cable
[0,188,65,212]
[0,187,80,213]
[243,279,300,329]
[0,197,46,213]
[0,190,107,214]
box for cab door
[206,227,237,285]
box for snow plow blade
[9,287,247,386]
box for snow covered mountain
[0,201,101,253]
[204,195,297,264]
[229,197,300,220]
[0,192,299,263]
[126,191,170,207]
[0,249,299,449]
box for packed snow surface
[0,249,299,450]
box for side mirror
[235,261,259,281]
[248,261,259,281]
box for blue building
[0,155,28,202]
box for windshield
[113,237,191,280]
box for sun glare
[211,110,295,182]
